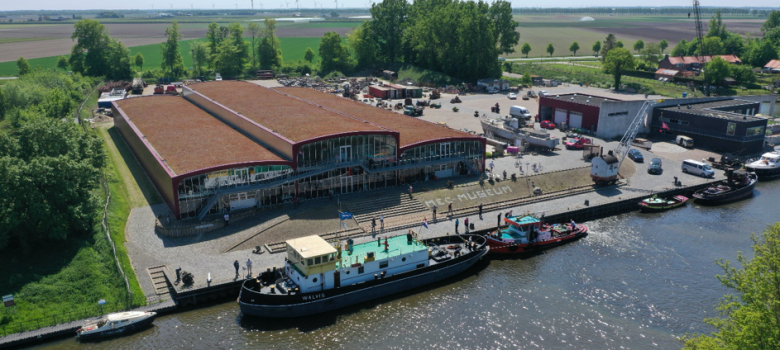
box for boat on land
[692,169,758,205]
[480,116,559,150]
[238,233,489,318]
[745,151,780,179]
[638,195,689,212]
[76,311,156,340]
[482,215,587,254]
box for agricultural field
[0,21,357,63]
[507,15,764,59]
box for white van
[509,105,532,119]
[676,135,694,148]
[682,159,714,177]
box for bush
[323,70,345,80]
[279,60,317,77]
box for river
[30,181,779,350]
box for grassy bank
[0,126,145,335]
[0,36,325,76]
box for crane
[590,100,657,185]
[692,0,706,58]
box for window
[307,259,313,266]
[726,122,736,136]
[358,266,364,274]
[379,261,389,269]
[312,278,318,283]
[746,126,764,137]
[314,256,321,265]
[416,263,426,269]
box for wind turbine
[296,0,299,14]
[190,3,194,10]
[251,0,254,9]
[334,0,337,10]
[169,3,173,9]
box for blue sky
[4,1,778,11]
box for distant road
[505,54,642,62]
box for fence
[100,174,132,303]
[0,294,161,337]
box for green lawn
[0,36,325,76]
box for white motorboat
[745,151,780,179]
[77,311,156,340]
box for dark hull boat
[639,195,688,212]
[239,233,488,318]
[483,215,587,255]
[693,170,757,205]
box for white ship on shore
[480,116,559,150]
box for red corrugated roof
[764,59,780,69]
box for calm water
[31,182,779,350]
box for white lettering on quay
[424,186,512,208]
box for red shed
[369,86,392,99]
[538,94,616,132]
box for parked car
[487,87,499,94]
[522,94,529,100]
[682,159,714,177]
[540,120,556,129]
[507,93,517,100]
[565,137,592,150]
[215,73,223,81]
[648,158,663,174]
[628,149,644,162]
[538,90,549,97]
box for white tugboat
[77,311,157,340]
[745,150,780,179]
[238,233,488,318]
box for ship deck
[338,235,428,268]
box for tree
[747,39,779,67]
[56,56,68,70]
[671,39,688,56]
[247,22,261,69]
[69,19,132,80]
[731,65,756,85]
[723,32,745,56]
[319,31,353,74]
[600,33,617,61]
[190,41,208,77]
[134,52,144,71]
[761,10,780,33]
[258,18,283,69]
[546,43,554,57]
[521,73,532,87]
[633,39,644,53]
[304,47,315,62]
[616,40,624,48]
[592,41,601,55]
[16,57,30,76]
[160,22,186,78]
[331,11,339,18]
[206,22,223,67]
[227,22,249,75]
[569,42,580,56]
[214,40,241,78]
[706,10,727,40]
[659,39,669,53]
[602,47,635,89]
[521,43,532,58]
[0,88,6,120]
[640,42,662,67]
[701,36,725,55]
[346,23,378,68]
[703,56,731,86]
[369,0,409,63]
[682,223,780,350]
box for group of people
[233,258,253,278]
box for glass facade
[296,135,397,171]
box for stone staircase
[147,265,173,296]
[345,193,428,227]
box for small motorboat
[744,151,780,179]
[638,194,688,212]
[692,169,757,205]
[77,311,156,340]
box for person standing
[371,217,377,234]
[246,258,253,276]
[497,212,502,228]
[233,260,240,277]
[455,218,460,234]
[432,204,438,221]
[489,160,495,173]
[379,214,384,232]
[409,184,413,199]
[224,213,230,227]
[464,217,470,233]
[448,202,453,216]
[478,203,483,220]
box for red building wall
[538,96,601,132]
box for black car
[628,149,644,162]
[648,158,662,174]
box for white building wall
[595,100,648,140]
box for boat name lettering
[424,186,512,208]
[302,293,325,301]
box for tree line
[0,69,105,251]
[514,7,772,17]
